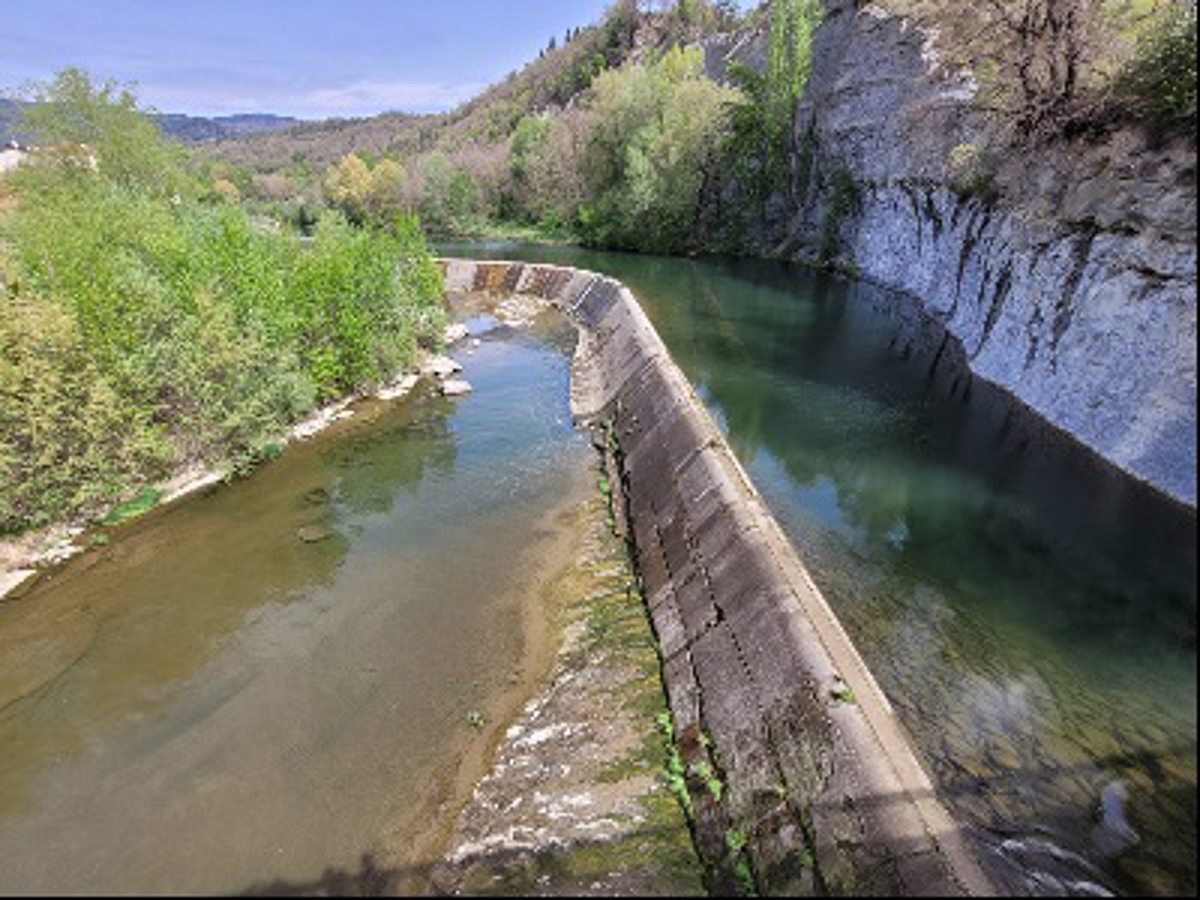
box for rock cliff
[769,0,1197,506]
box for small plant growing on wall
[818,163,861,265]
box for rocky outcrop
[442,258,993,896]
[780,0,1197,506]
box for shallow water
[440,241,1197,897]
[0,310,591,894]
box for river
[440,241,1197,897]
[0,307,591,893]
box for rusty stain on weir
[440,258,994,897]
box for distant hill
[197,4,760,174]
[0,98,298,145]
[199,4,654,172]
[156,112,300,142]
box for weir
[442,259,994,896]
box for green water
[441,241,1197,897]
[0,309,591,894]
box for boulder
[422,355,463,378]
[296,525,335,543]
[376,372,419,400]
[442,322,469,345]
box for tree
[978,0,1099,132]
[713,0,740,28]
[323,153,373,222]
[212,177,241,203]
[887,0,1189,137]
[580,46,740,250]
[19,68,188,197]
[322,153,407,225]
[766,0,820,142]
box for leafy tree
[718,0,821,236]
[507,114,553,217]
[1116,0,1197,129]
[211,177,241,203]
[322,153,407,225]
[765,0,820,167]
[0,69,445,532]
[418,152,480,233]
[323,153,373,222]
[19,67,189,198]
[713,0,740,28]
[579,46,740,251]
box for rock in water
[440,379,473,397]
[442,323,469,345]
[376,372,419,401]
[423,355,463,378]
[296,525,334,543]
[302,487,330,506]
[1091,780,1139,859]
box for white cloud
[131,78,485,120]
[298,79,485,116]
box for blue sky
[0,1,629,118]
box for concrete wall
[442,258,993,896]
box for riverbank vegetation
[0,71,444,533]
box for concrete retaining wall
[442,258,993,896]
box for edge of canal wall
[441,258,993,896]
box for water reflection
[441,241,1197,896]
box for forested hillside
[191,0,1193,257]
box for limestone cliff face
[780,0,1197,506]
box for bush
[0,296,169,530]
[1117,1,1197,130]
[287,211,444,399]
[578,46,740,252]
[947,142,998,201]
[0,70,446,533]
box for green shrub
[287,211,443,399]
[1117,1,1197,129]
[819,164,861,264]
[947,142,998,202]
[0,296,169,531]
[578,46,740,252]
[0,70,446,534]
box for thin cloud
[299,79,485,116]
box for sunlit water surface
[0,311,590,894]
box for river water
[0,309,591,893]
[441,242,1197,897]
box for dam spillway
[443,258,993,895]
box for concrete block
[663,650,702,735]
[673,569,720,643]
